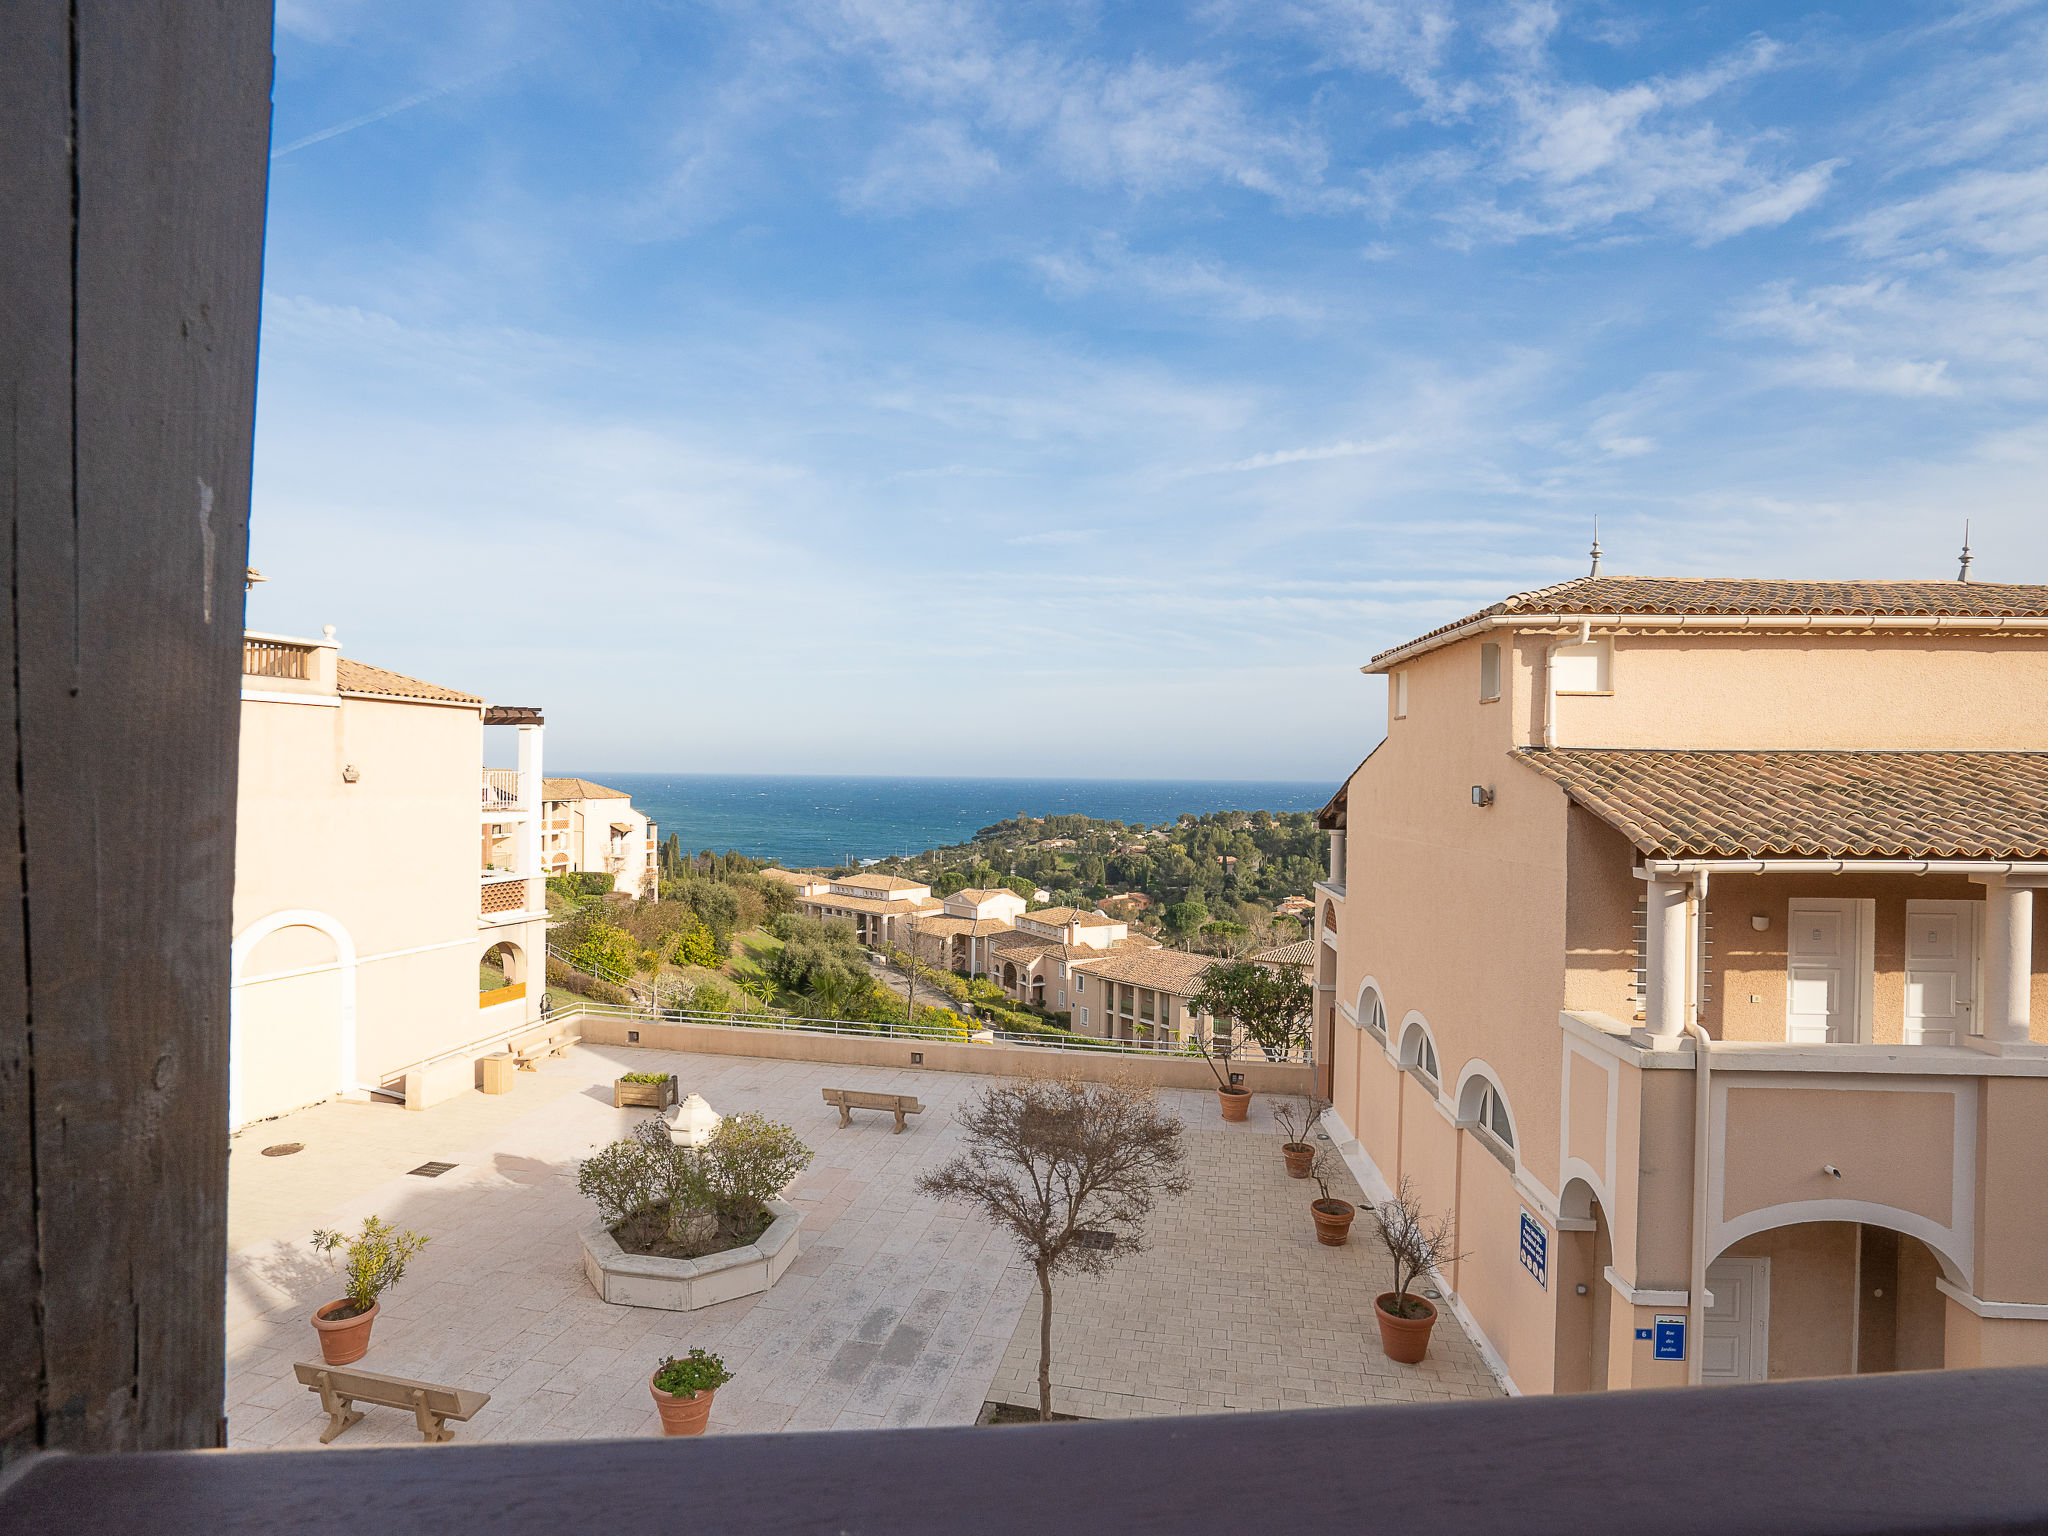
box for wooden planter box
[613,1075,678,1109]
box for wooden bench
[292,1361,490,1445]
[822,1087,924,1134]
[511,1028,578,1070]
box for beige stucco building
[1322,574,2048,1397]
[539,777,656,896]
[233,630,551,1128]
[795,873,944,950]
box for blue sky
[248,0,2048,780]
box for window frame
[1479,641,1501,703]
[1393,669,1409,719]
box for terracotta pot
[1217,1086,1251,1122]
[1310,1198,1355,1246]
[1375,1292,1438,1364]
[1281,1142,1315,1178]
[311,1298,379,1365]
[651,1375,716,1437]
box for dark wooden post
[0,0,273,1465]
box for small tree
[572,922,638,980]
[1187,959,1311,1061]
[310,1216,429,1318]
[1375,1175,1466,1320]
[1272,1093,1329,1151]
[917,1078,1189,1421]
[673,920,719,969]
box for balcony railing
[242,637,311,679]
[481,769,522,810]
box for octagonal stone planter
[581,1201,802,1311]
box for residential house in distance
[539,777,657,896]
[233,627,552,1127]
[795,872,943,949]
[1068,947,1217,1043]
[1322,570,2048,1398]
[988,906,1159,1013]
[760,868,831,900]
[911,886,1028,976]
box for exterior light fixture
[1823,1164,1842,1180]
[341,764,360,783]
[910,1052,923,1065]
[1751,914,1770,931]
[1470,785,1495,808]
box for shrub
[652,1349,732,1397]
[672,921,719,968]
[571,922,638,979]
[546,955,631,1007]
[697,1112,815,1221]
[310,1216,429,1315]
[578,1117,812,1254]
[618,1071,671,1085]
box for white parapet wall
[581,1201,802,1311]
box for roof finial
[1588,515,1602,578]
[1958,521,1973,583]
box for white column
[1979,875,2034,1046]
[517,724,543,887]
[1645,877,1690,1045]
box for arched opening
[1002,961,1017,989]
[229,908,357,1129]
[481,940,527,1007]
[1455,1070,1516,1161]
[1356,983,1387,1040]
[1398,1017,1439,1089]
[1554,1177,1613,1394]
[1707,1220,1957,1383]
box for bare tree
[917,1077,1190,1421]
[1375,1175,1466,1319]
[1271,1093,1330,1151]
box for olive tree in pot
[650,1348,733,1436]
[1186,961,1312,1123]
[1306,1149,1356,1245]
[308,1216,429,1364]
[917,1077,1189,1421]
[1373,1175,1466,1364]
[1272,1094,1329,1178]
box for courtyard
[224,1042,1501,1448]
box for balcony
[241,636,311,679]
[481,769,524,811]
[480,870,537,922]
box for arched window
[1399,1020,1438,1086]
[1357,985,1387,1040]
[1458,1071,1516,1161]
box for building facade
[1324,575,2048,1395]
[539,777,657,896]
[795,873,944,950]
[233,630,551,1127]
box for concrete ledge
[581,1201,802,1311]
[569,1012,1313,1094]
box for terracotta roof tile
[1514,748,2048,858]
[334,658,481,706]
[1250,939,1316,967]
[1070,948,1216,995]
[543,777,630,801]
[1374,576,2048,667]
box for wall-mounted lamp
[1751,914,1770,931]
[341,764,360,784]
[1822,1164,1842,1180]
[1470,785,1495,808]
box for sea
[553,774,1336,868]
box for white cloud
[1032,234,1322,321]
[842,119,1000,212]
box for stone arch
[481,938,528,986]
[1712,1208,1969,1291]
[1397,1012,1441,1089]
[1555,1176,1614,1394]
[1353,976,1388,1036]
[1454,1058,1518,1159]
[229,908,358,1128]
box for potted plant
[1307,1149,1356,1246]
[1272,1094,1329,1178]
[308,1215,429,1364]
[650,1348,733,1436]
[1186,960,1314,1122]
[613,1070,679,1109]
[1189,1029,1251,1121]
[1372,1175,1465,1364]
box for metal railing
[242,637,310,679]
[481,769,522,809]
[553,1000,1309,1063]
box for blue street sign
[1518,1210,1547,1288]
[1634,1328,1654,1341]
[1653,1314,1686,1361]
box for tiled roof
[1373,576,2048,667]
[1514,748,2048,858]
[335,658,481,706]
[543,777,629,801]
[797,893,942,916]
[1018,907,1118,931]
[1071,948,1216,996]
[1251,939,1316,967]
[834,874,928,893]
[913,915,1015,938]
[952,888,1024,905]
[759,868,828,887]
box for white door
[1702,1257,1770,1384]
[1787,899,1868,1044]
[1904,901,1976,1047]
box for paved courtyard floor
[225,1045,1499,1449]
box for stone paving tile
[225,1046,1499,1449]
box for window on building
[1075,975,1086,994]
[1552,638,1611,695]
[1462,1076,1516,1160]
[1401,1023,1438,1085]
[1393,669,1409,718]
[1479,642,1501,702]
[1079,1007,1089,1027]
[1360,988,1387,1040]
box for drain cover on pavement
[407,1161,457,1178]
[1072,1229,1115,1251]
[260,1143,304,1157]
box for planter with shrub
[1273,1094,1328,1178]
[649,1349,733,1436]
[308,1216,429,1364]
[613,1071,678,1109]
[1306,1150,1355,1246]
[1372,1175,1465,1364]
[579,1114,813,1311]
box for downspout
[1542,619,1592,749]
[1684,871,1711,1386]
